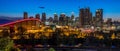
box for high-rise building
[53,13,59,25]
[59,13,66,25]
[71,14,74,21]
[79,8,84,27]
[79,7,92,28]
[75,17,79,27]
[92,16,96,26]
[48,17,53,22]
[106,18,112,26]
[41,13,46,22]
[95,9,103,27]
[35,14,40,19]
[71,14,75,26]
[23,12,28,19]
[66,16,70,25]
[54,13,58,21]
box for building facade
[0,12,41,33]
[23,12,28,19]
[59,13,66,26]
[35,14,40,19]
[79,7,92,28]
[41,13,46,22]
[95,9,103,27]
[53,13,59,25]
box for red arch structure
[0,18,41,27]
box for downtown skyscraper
[35,14,40,19]
[23,12,28,19]
[95,9,103,27]
[59,13,66,26]
[79,7,92,28]
[41,13,46,22]
[53,13,59,25]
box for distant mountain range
[0,16,22,25]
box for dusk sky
[0,0,120,19]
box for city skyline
[0,0,120,20]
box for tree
[67,34,76,46]
[1,28,10,37]
[0,28,20,51]
[50,28,62,46]
[0,37,14,51]
[17,26,26,39]
[40,34,47,45]
[48,48,56,51]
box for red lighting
[0,18,41,27]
